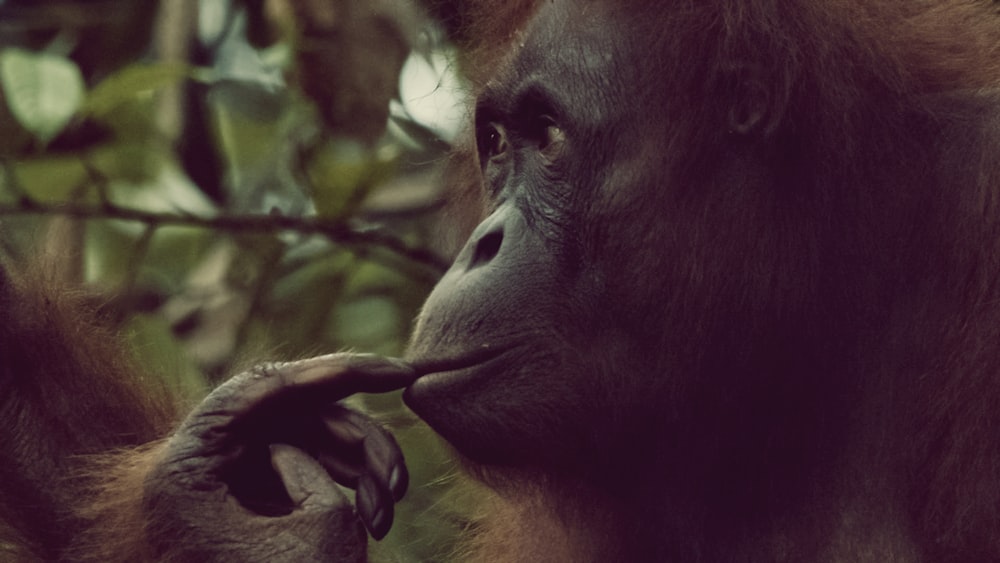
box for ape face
[405,1,640,469]
[403,0,864,491]
[403,0,798,476]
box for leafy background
[0,0,473,560]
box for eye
[478,122,509,163]
[536,116,566,157]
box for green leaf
[307,139,399,218]
[0,48,85,144]
[89,142,166,185]
[83,62,196,118]
[331,295,402,353]
[10,155,92,204]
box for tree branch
[0,200,450,275]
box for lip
[409,345,509,378]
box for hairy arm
[0,268,176,559]
[0,268,414,561]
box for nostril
[470,229,503,268]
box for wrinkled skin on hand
[142,354,416,562]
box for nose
[469,225,503,269]
[454,204,517,273]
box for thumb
[269,443,349,511]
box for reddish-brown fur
[4,1,1000,561]
[0,266,176,561]
[460,2,1000,560]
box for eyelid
[512,87,568,151]
[515,102,560,135]
[536,114,557,127]
[539,124,566,161]
[487,123,509,159]
[474,86,566,163]
[513,81,563,115]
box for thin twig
[0,201,450,275]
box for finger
[315,410,366,486]
[193,353,416,425]
[363,428,409,502]
[270,443,349,512]
[320,408,408,500]
[281,353,417,394]
[319,410,404,541]
[356,473,394,540]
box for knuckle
[249,361,291,380]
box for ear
[723,63,786,138]
[729,78,769,135]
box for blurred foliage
[0,0,473,560]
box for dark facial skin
[403,0,848,502]
[403,2,664,475]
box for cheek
[403,202,629,467]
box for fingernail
[389,466,408,500]
[370,507,388,540]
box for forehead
[480,0,633,124]
[522,0,623,69]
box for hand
[142,353,416,562]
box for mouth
[403,344,518,413]
[409,345,509,378]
